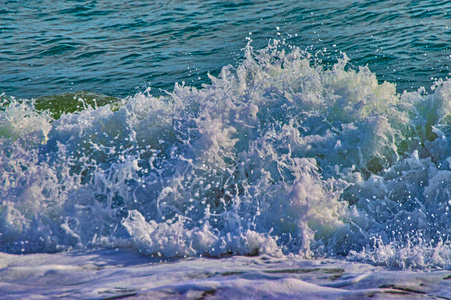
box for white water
[4,249,451,299]
[3,41,451,269]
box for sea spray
[2,41,451,268]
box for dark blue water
[1,0,450,99]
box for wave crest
[2,41,451,268]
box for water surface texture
[1,0,450,98]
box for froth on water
[2,41,451,269]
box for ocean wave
[2,40,451,269]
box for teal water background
[1,0,450,99]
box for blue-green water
[1,0,450,99]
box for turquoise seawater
[3,0,451,270]
[1,0,450,98]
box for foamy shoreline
[2,249,451,299]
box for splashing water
[2,41,451,269]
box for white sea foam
[2,41,451,269]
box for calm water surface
[1,0,450,98]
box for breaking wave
[2,41,451,269]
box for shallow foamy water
[3,249,451,299]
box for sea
[2,1,451,299]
